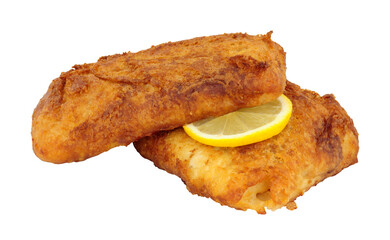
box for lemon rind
[183,95,292,147]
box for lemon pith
[183,94,292,147]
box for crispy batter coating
[134,81,359,214]
[32,32,286,163]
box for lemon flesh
[183,94,292,147]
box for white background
[1,1,389,239]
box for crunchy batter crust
[134,81,359,214]
[32,32,286,163]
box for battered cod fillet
[134,81,359,214]
[32,32,286,163]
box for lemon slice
[183,94,292,147]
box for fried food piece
[32,32,286,163]
[134,81,359,214]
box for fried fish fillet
[134,81,359,214]
[32,32,286,163]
